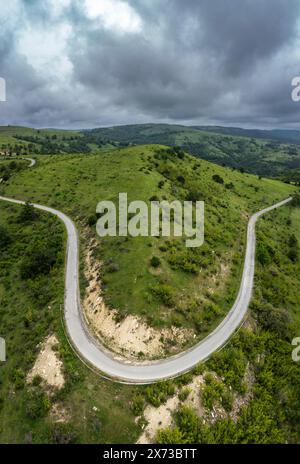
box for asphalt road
[0,159,292,383]
[22,157,36,167]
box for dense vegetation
[0,202,140,444]
[156,202,300,444]
[0,159,27,181]
[0,134,299,444]
[0,126,117,157]
[0,146,294,352]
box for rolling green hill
[0,126,115,156]
[194,125,300,145]
[87,124,300,178]
[3,124,300,179]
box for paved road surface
[0,159,292,383]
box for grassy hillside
[0,146,295,354]
[0,126,115,156]
[195,125,300,145]
[0,201,140,444]
[89,124,300,177]
[0,145,299,443]
[157,201,300,444]
[3,124,300,178]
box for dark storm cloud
[0,0,300,128]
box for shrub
[257,242,272,266]
[106,261,120,273]
[212,174,224,184]
[131,395,145,416]
[186,189,201,202]
[288,247,298,263]
[288,234,298,248]
[50,424,77,444]
[291,193,300,207]
[25,390,51,419]
[176,175,185,184]
[20,245,57,279]
[18,202,38,222]
[87,214,97,226]
[150,256,161,268]
[157,427,186,444]
[12,368,25,389]
[146,381,176,407]
[208,348,247,394]
[178,387,191,402]
[254,303,291,339]
[0,225,11,248]
[151,283,176,307]
[173,147,185,159]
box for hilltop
[87,124,300,178]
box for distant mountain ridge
[2,123,300,178]
[193,126,300,145]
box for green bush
[178,387,191,402]
[87,214,98,226]
[25,389,51,419]
[150,256,161,268]
[256,242,272,266]
[151,283,176,307]
[18,202,38,223]
[212,174,224,185]
[288,247,298,262]
[0,225,11,248]
[146,381,176,407]
[20,245,57,279]
[254,303,290,339]
[131,395,145,416]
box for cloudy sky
[0,0,300,129]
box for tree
[20,245,57,279]
[288,247,298,263]
[0,225,11,248]
[212,174,224,184]
[18,202,37,223]
[257,242,272,266]
[157,427,187,444]
[150,256,161,268]
[291,193,300,207]
[288,234,298,248]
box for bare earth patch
[137,365,255,443]
[230,363,255,422]
[137,375,205,444]
[27,335,64,390]
[83,240,193,360]
[137,396,180,444]
[50,403,71,423]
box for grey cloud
[0,0,300,128]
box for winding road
[0,157,292,383]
